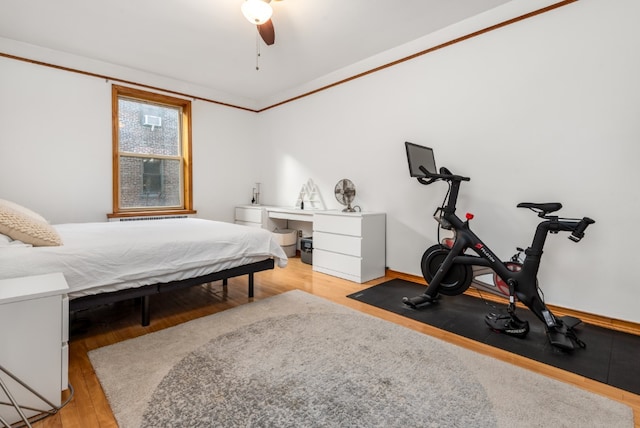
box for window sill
[107,209,197,220]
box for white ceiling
[1,0,547,109]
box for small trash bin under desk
[300,237,312,265]
[273,229,298,258]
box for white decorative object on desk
[296,178,325,210]
[252,182,261,205]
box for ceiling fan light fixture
[241,0,273,25]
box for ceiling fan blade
[257,19,275,46]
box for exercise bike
[402,142,595,351]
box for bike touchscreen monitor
[405,142,437,178]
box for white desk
[235,205,315,228]
[234,205,386,283]
[266,207,315,222]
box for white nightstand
[0,272,69,425]
[312,211,386,283]
[234,205,265,228]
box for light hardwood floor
[33,257,639,427]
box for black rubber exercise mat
[347,279,640,395]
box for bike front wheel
[421,244,472,296]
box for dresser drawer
[313,249,362,277]
[313,231,362,257]
[235,207,263,223]
[313,214,362,236]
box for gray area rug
[89,290,633,427]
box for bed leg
[222,278,228,292]
[248,273,254,298]
[141,296,150,326]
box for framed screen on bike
[405,142,437,178]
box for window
[110,85,194,218]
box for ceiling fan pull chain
[256,33,261,71]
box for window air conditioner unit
[143,115,162,128]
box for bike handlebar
[417,165,470,184]
[415,164,595,243]
[568,217,596,242]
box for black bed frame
[68,258,275,326]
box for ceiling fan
[241,0,283,46]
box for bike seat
[517,202,562,214]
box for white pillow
[0,199,62,247]
[0,198,48,222]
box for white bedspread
[0,218,287,298]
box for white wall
[255,0,640,323]
[0,60,111,223]
[191,101,261,220]
[0,57,258,224]
[1,0,638,323]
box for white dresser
[0,273,69,424]
[313,211,386,283]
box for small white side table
[0,273,69,426]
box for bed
[0,199,288,325]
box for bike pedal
[485,312,510,321]
[484,313,529,338]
